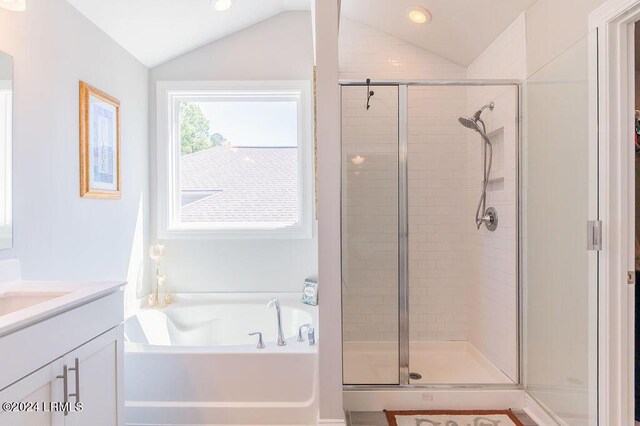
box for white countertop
[0,280,125,337]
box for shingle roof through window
[180,146,299,224]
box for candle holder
[148,244,166,308]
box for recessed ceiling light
[0,0,26,12]
[407,6,431,24]
[212,0,232,12]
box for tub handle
[297,324,311,342]
[248,332,265,349]
[308,327,316,346]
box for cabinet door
[0,359,66,426]
[64,327,123,426]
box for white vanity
[0,260,125,426]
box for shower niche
[341,83,519,386]
[487,128,505,192]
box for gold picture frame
[79,81,121,199]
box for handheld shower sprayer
[459,102,498,231]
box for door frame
[590,1,640,424]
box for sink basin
[0,292,70,316]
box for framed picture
[79,81,121,199]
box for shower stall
[340,28,598,426]
[341,81,520,386]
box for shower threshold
[344,341,513,385]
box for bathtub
[123,293,318,425]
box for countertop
[0,280,125,337]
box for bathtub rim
[124,291,319,354]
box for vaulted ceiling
[65,0,537,69]
[64,0,310,67]
[340,0,537,66]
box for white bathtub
[124,293,318,425]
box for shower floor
[343,341,513,385]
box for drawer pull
[68,358,80,405]
[56,365,69,416]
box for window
[157,81,313,239]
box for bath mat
[384,409,525,426]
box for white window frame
[156,80,314,240]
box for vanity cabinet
[0,360,63,425]
[0,286,124,426]
[63,328,121,426]
[0,327,122,426]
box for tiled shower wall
[339,18,466,81]
[339,16,522,367]
[340,9,526,380]
[407,87,469,341]
[341,86,399,342]
[465,14,526,380]
[340,18,468,341]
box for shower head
[458,116,480,131]
[458,102,495,133]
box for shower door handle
[587,220,602,251]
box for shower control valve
[481,207,498,232]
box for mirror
[0,52,12,249]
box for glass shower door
[406,84,520,385]
[341,85,400,385]
[521,30,598,425]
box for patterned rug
[384,410,525,426]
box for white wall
[313,0,343,420]
[339,18,466,81]
[525,0,607,75]
[0,0,150,301]
[465,13,526,381]
[149,11,318,293]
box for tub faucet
[267,298,287,346]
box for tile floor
[346,410,537,426]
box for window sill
[158,224,313,240]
